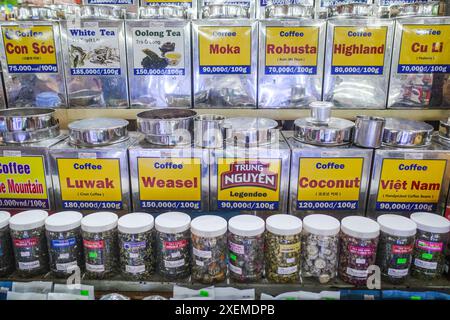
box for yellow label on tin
[296,158,363,211]
[217,158,281,211]
[138,157,202,210]
[331,26,387,75]
[398,24,450,74]
[2,25,58,73]
[376,159,447,212]
[57,158,123,210]
[0,156,49,209]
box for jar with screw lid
[191,215,228,284]
[376,214,417,284]
[45,211,84,278]
[9,210,49,277]
[410,212,450,279]
[301,214,340,284]
[0,211,13,276]
[155,211,191,280]
[338,216,380,286]
[118,213,155,280]
[228,215,265,283]
[265,214,302,283]
[81,212,119,279]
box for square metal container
[141,0,198,19]
[199,0,255,19]
[210,133,291,218]
[60,18,129,108]
[0,21,67,108]
[256,0,314,19]
[129,139,210,213]
[388,16,450,109]
[258,19,326,108]
[366,142,450,219]
[126,19,192,108]
[192,19,258,109]
[0,134,67,212]
[284,131,373,219]
[82,0,139,14]
[49,133,138,215]
[323,18,394,109]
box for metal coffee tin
[223,117,279,147]
[259,19,325,109]
[285,131,373,219]
[82,0,139,14]
[129,138,210,213]
[60,12,129,108]
[49,125,136,214]
[382,118,434,148]
[0,19,67,108]
[323,18,394,109]
[257,0,314,19]
[438,118,450,142]
[193,19,258,109]
[194,114,226,148]
[375,0,440,18]
[140,0,198,19]
[126,19,191,108]
[315,0,373,18]
[200,0,254,19]
[388,16,450,109]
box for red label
[416,240,443,252]
[83,240,104,249]
[220,161,278,191]
[164,239,188,250]
[392,244,413,254]
[348,245,375,256]
[13,238,38,247]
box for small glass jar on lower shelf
[228,215,265,283]
[0,211,13,277]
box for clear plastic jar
[81,212,119,279]
[45,211,84,278]
[265,214,302,283]
[410,212,450,279]
[0,211,14,276]
[338,216,380,286]
[191,215,227,284]
[155,212,191,280]
[118,213,155,280]
[376,214,417,284]
[9,210,49,277]
[302,214,340,284]
[228,215,265,283]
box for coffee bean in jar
[265,214,302,283]
[9,210,49,277]
[81,212,119,279]
[339,216,380,286]
[45,211,84,278]
[191,215,227,284]
[410,212,450,279]
[118,212,155,280]
[0,211,14,277]
[376,214,417,284]
[228,215,265,283]
[302,214,340,284]
[155,211,191,280]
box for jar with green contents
[410,212,450,279]
[0,211,13,277]
[265,214,302,283]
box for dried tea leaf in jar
[118,213,155,280]
[228,215,265,283]
[265,214,302,283]
[301,214,340,284]
[155,212,191,280]
[81,212,119,279]
[338,216,380,286]
[45,211,84,278]
[410,212,450,279]
[0,211,14,276]
[376,214,417,284]
[191,215,228,284]
[9,210,49,277]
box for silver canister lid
[137,109,197,146]
[265,4,314,18]
[294,102,354,146]
[382,118,433,148]
[67,5,124,20]
[138,6,187,19]
[223,117,279,147]
[438,118,450,141]
[328,3,373,17]
[202,4,249,19]
[68,118,129,147]
[14,6,59,21]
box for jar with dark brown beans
[0,211,14,276]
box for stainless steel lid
[329,3,373,17]
[194,114,226,149]
[294,102,354,146]
[138,6,187,19]
[68,118,129,147]
[137,109,197,146]
[439,118,450,141]
[382,118,434,148]
[223,117,279,147]
[202,4,249,18]
[14,6,59,21]
[385,2,440,18]
[67,5,124,20]
[265,4,313,18]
